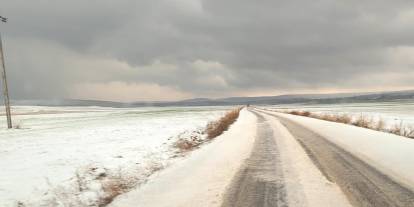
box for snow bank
[109,108,257,207]
[265,100,414,127]
[264,110,414,190]
[0,106,229,206]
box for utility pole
[0,15,12,129]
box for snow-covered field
[265,100,414,128]
[0,106,230,206]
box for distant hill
[9,89,414,107]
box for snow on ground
[263,110,414,190]
[110,108,257,207]
[262,113,351,207]
[0,106,230,206]
[111,109,352,207]
[265,100,414,129]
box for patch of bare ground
[280,110,414,139]
[173,107,243,152]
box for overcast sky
[1,0,414,102]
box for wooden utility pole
[0,15,12,129]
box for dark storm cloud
[1,0,414,101]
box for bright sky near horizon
[1,0,414,101]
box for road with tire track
[221,108,414,207]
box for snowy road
[220,111,288,207]
[253,109,414,207]
[110,108,414,207]
[221,110,350,207]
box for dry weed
[206,107,242,139]
[288,110,311,117]
[352,115,373,129]
[282,109,414,139]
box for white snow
[263,109,414,190]
[265,100,414,128]
[3,104,413,206]
[110,109,352,207]
[109,108,257,207]
[262,112,351,207]
[0,106,230,206]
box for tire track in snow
[259,110,414,207]
[221,111,288,207]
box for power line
[0,15,12,129]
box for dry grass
[287,110,352,124]
[352,115,373,129]
[318,114,352,124]
[173,138,202,152]
[206,107,242,139]
[386,121,414,138]
[374,118,385,131]
[17,162,164,206]
[173,107,243,152]
[100,181,124,206]
[289,110,311,117]
[99,177,130,207]
[283,109,414,139]
[388,122,403,135]
[97,169,138,207]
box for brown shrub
[352,115,373,129]
[173,138,201,152]
[172,107,242,152]
[281,108,414,139]
[288,110,311,117]
[385,121,414,139]
[99,175,135,207]
[388,122,402,136]
[99,180,124,206]
[319,114,337,122]
[206,107,242,139]
[374,118,385,131]
[335,114,352,124]
[298,112,351,124]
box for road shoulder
[109,109,257,207]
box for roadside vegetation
[206,108,242,139]
[16,108,243,207]
[174,107,243,152]
[16,166,141,207]
[281,110,414,139]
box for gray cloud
[1,0,414,101]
